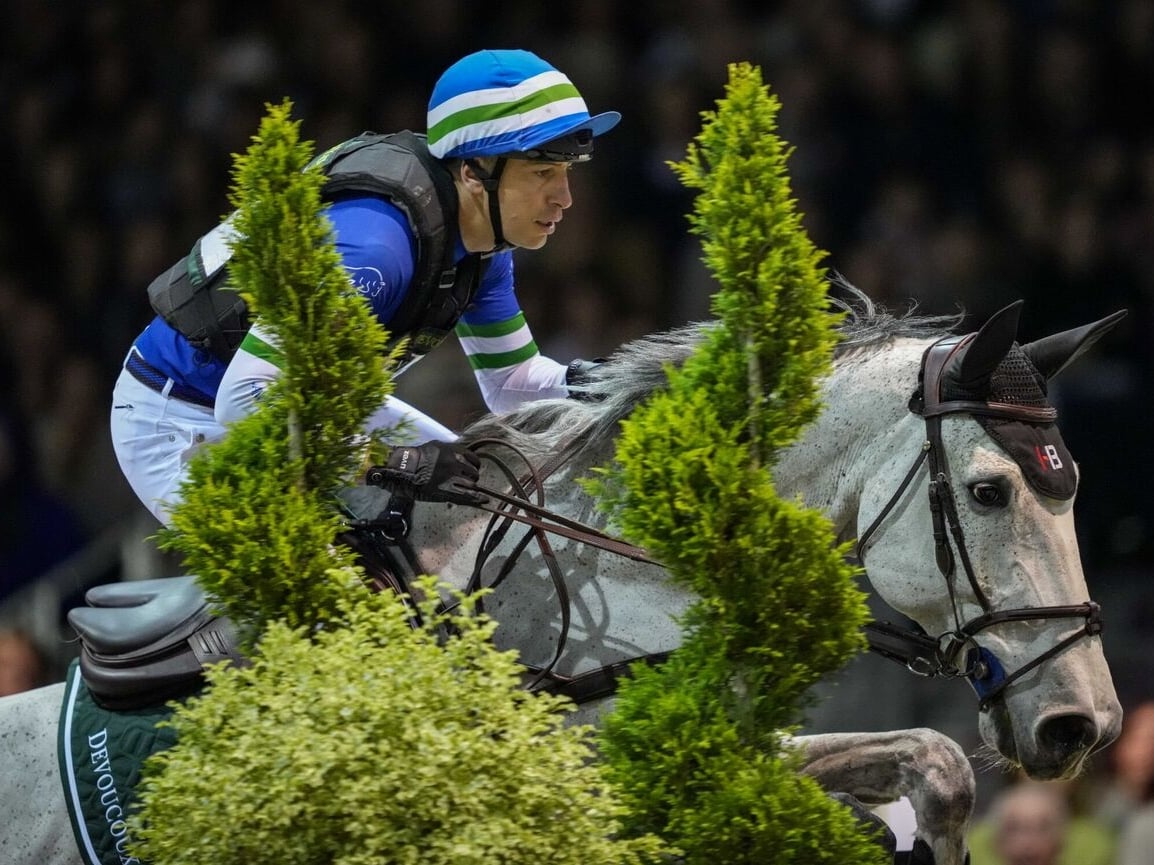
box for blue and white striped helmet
[427,49,620,162]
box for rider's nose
[552,174,573,210]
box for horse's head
[853,301,1125,780]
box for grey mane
[829,275,964,352]
[459,281,963,466]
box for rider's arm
[216,195,414,427]
[215,321,282,426]
[457,252,568,413]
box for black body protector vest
[147,131,487,367]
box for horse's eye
[970,482,1005,507]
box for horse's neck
[775,339,927,542]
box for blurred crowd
[968,698,1154,865]
[1,0,1152,776]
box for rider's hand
[566,357,606,401]
[364,442,488,506]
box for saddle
[68,576,246,710]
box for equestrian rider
[110,49,620,524]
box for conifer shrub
[158,100,399,636]
[594,63,889,863]
[131,578,668,865]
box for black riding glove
[565,357,606,401]
[364,442,488,506]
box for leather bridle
[856,335,1103,710]
[466,437,666,695]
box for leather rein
[351,436,668,705]
[856,334,1103,710]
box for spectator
[989,782,1069,865]
[1092,701,1154,865]
[0,405,89,606]
[0,629,50,696]
[968,779,1114,865]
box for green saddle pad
[57,659,180,865]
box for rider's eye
[970,481,1006,507]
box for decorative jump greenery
[593,63,887,863]
[128,102,666,865]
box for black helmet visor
[501,128,595,163]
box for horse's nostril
[1037,714,1097,755]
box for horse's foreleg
[790,728,975,865]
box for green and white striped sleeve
[215,321,284,425]
[456,312,539,370]
[456,313,567,412]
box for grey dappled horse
[0,289,1123,865]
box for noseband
[856,335,1103,710]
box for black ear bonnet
[941,341,1076,499]
[916,302,1127,501]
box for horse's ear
[955,300,1024,387]
[1019,309,1128,381]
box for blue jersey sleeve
[461,250,520,326]
[325,196,415,325]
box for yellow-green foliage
[673,58,837,463]
[158,100,401,633]
[595,64,885,863]
[131,576,670,865]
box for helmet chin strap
[465,157,511,251]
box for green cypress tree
[594,63,888,863]
[157,100,399,634]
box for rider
[110,49,620,525]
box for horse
[0,288,1124,865]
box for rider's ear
[457,160,488,194]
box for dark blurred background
[1,0,1151,833]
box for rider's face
[495,159,574,250]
